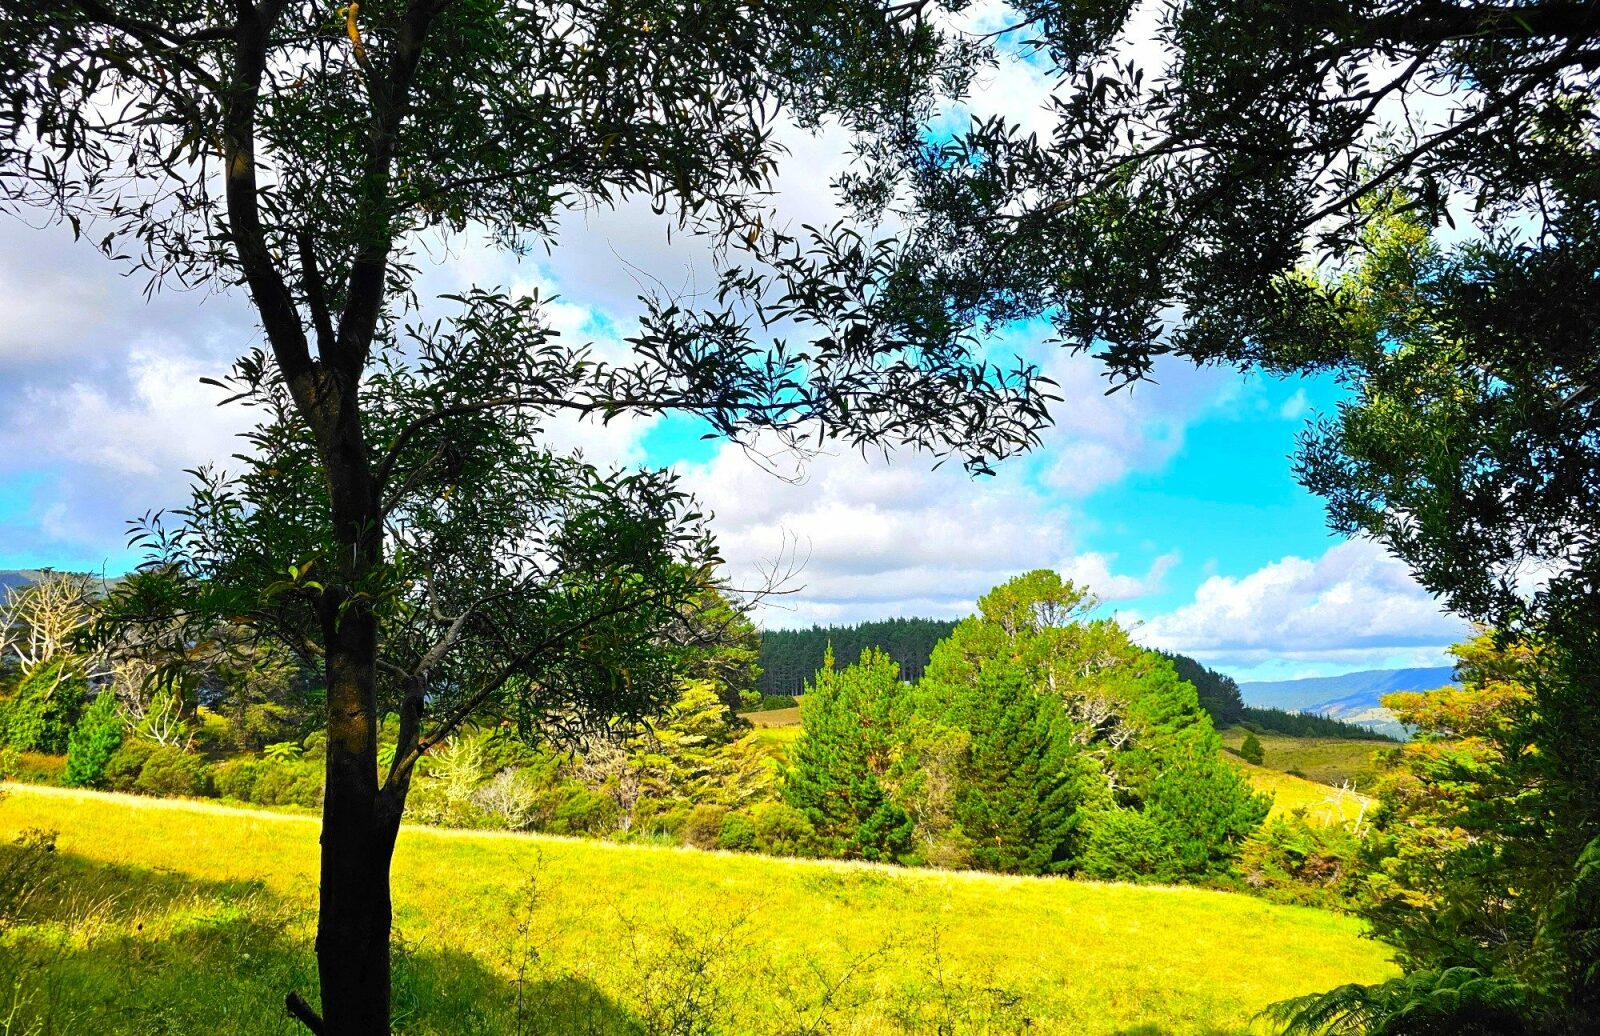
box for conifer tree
[783,647,913,862]
[939,663,1084,874]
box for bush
[682,804,730,849]
[251,757,321,808]
[549,787,618,835]
[717,811,758,852]
[212,757,265,801]
[106,740,212,798]
[748,801,817,857]
[104,739,155,790]
[717,803,819,857]
[64,693,125,787]
[1239,812,1368,910]
[133,745,212,798]
[0,662,87,753]
[1239,732,1265,766]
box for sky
[0,7,1473,682]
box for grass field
[1218,729,1392,790]
[0,783,1394,1035]
[1223,758,1373,825]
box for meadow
[1216,729,1389,791]
[0,782,1395,1035]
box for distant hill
[1239,667,1458,739]
[0,570,36,592]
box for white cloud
[1060,550,1179,601]
[1133,539,1472,669]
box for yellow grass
[1218,728,1391,790]
[1225,757,1374,825]
[0,782,1395,1034]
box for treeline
[757,617,957,697]
[1238,706,1393,741]
[1159,651,1393,741]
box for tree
[1239,732,1265,766]
[1271,632,1593,1035]
[929,661,1085,875]
[1161,651,1245,727]
[922,571,1267,882]
[844,0,1600,384]
[784,647,914,862]
[0,3,1048,1030]
[64,693,126,788]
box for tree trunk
[316,609,398,1035]
[310,385,398,1035]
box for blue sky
[0,22,1472,682]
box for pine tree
[64,693,126,788]
[941,663,1084,874]
[1239,732,1265,765]
[783,647,914,862]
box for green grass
[0,783,1395,1035]
[1218,728,1391,790]
[1224,757,1373,825]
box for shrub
[213,757,265,801]
[0,662,87,753]
[104,739,155,791]
[251,757,321,808]
[550,787,618,835]
[717,811,758,853]
[106,740,211,798]
[748,801,817,857]
[133,745,212,798]
[64,694,125,788]
[682,804,730,849]
[1240,812,1369,910]
[1239,732,1265,766]
[472,768,543,830]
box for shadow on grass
[0,840,641,1035]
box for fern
[1264,967,1538,1035]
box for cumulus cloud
[1133,539,1472,669]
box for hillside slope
[0,783,1395,1034]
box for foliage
[1162,652,1245,727]
[784,648,914,863]
[1238,707,1396,742]
[0,662,86,755]
[1239,812,1368,911]
[1272,632,1600,1032]
[923,662,1084,874]
[63,694,125,789]
[848,0,1600,387]
[920,572,1268,882]
[104,740,212,799]
[758,618,958,697]
[1238,732,1265,766]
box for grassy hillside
[0,783,1394,1034]
[1223,757,1374,825]
[1219,727,1390,790]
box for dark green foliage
[63,694,125,788]
[1238,707,1395,742]
[931,664,1083,875]
[1162,652,1244,727]
[213,755,323,809]
[1239,732,1265,766]
[784,649,914,863]
[1239,812,1367,911]
[105,740,211,799]
[758,618,958,697]
[0,662,86,754]
[918,572,1267,883]
[1269,967,1541,1036]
